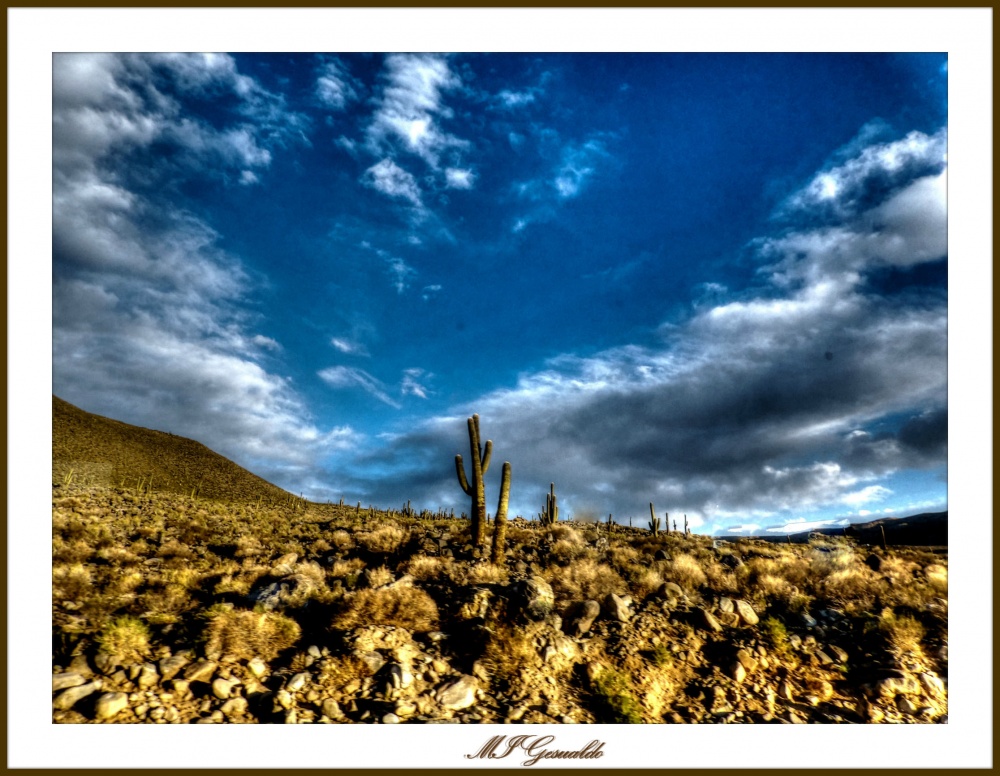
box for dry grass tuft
[662,553,707,593]
[402,555,449,582]
[97,615,151,663]
[330,585,439,632]
[202,608,302,661]
[357,524,409,555]
[542,557,626,601]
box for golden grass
[202,608,302,661]
[542,557,626,601]
[330,585,439,632]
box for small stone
[171,679,191,699]
[603,593,631,623]
[778,681,794,701]
[815,649,833,666]
[736,649,758,672]
[276,690,294,710]
[183,660,217,683]
[158,655,189,682]
[52,672,87,692]
[382,712,400,724]
[718,597,735,614]
[221,697,248,717]
[799,613,818,628]
[897,695,919,715]
[95,692,129,720]
[321,699,342,719]
[734,599,759,626]
[53,680,102,710]
[94,654,119,675]
[567,600,601,636]
[695,607,723,632]
[828,645,848,663]
[247,657,268,678]
[542,645,557,664]
[874,672,922,698]
[918,672,946,698]
[730,663,747,683]
[137,663,159,689]
[213,678,238,700]
[437,675,478,710]
[286,672,309,693]
[307,645,322,658]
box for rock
[456,587,492,621]
[247,574,316,611]
[659,582,685,599]
[437,675,479,710]
[603,593,631,623]
[735,649,758,672]
[158,655,189,681]
[95,692,129,720]
[321,699,342,719]
[694,607,723,633]
[395,700,417,717]
[585,662,605,685]
[271,553,299,576]
[276,690,294,710]
[355,650,385,675]
[221,697,249,717]
[183,661,217,683]
[382,713,400,724]
[247,657,268,678]
[137,663,159,689]
[919,672,946,698]
[873,671,922,698]
[654,549,669,561]
[778,681,794,701]
[730,663,747,683]
[68,655,94,678]
[814,649,833,666]
[172,679,191,699]
[828,645,848,663]
[787,634,802,650]
[799,613,817,628]
[53,680,102,710]
[720,553,743,569]
[93,654,119,675]
[566,600,601,636]
[286,673,309,693]
[513,577,554,621]
[718,597,735,614]
[213,678,238,700]
[734,599,759,626]
[897,695,919,714]
[52,672,87,692]
[864,554,883,572]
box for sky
[51,52,950,536]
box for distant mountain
[718,511,948,547]
[52,395,293,503]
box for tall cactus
[490,462,512,564]
[648,502,660,536]
[540,482,558,526]
[455,414,492,547]
[684,514,689,535]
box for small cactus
[490,462,512,564]
[684,514,689,535]
[455,414,493,547]
[540,482,559,526]
[648,503,660,536]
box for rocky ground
[52,485,948,724]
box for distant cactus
[684,514,689,535]
[490,462,512,564]
[648,503,660,536]
[455,414,493,547]
[540,482,559,526]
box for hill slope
[52,395,293,503]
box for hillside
[718,512,948,548]
[52,395,293,504]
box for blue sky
[51,52,949,535]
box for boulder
[566,600,601,636]
[437,675,479,710]
[94,692,129,720]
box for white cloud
[366,53,468,168]
[330,337,368,356]
[445,167,475,189]
[840,485,893,506]
[401,368,432,399]
[361,158,423,207]
[554,138,608,198]
[315,57,359,110]
[318,366,401,408]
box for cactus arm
[455,455,472,496]
[481,439,493,476]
